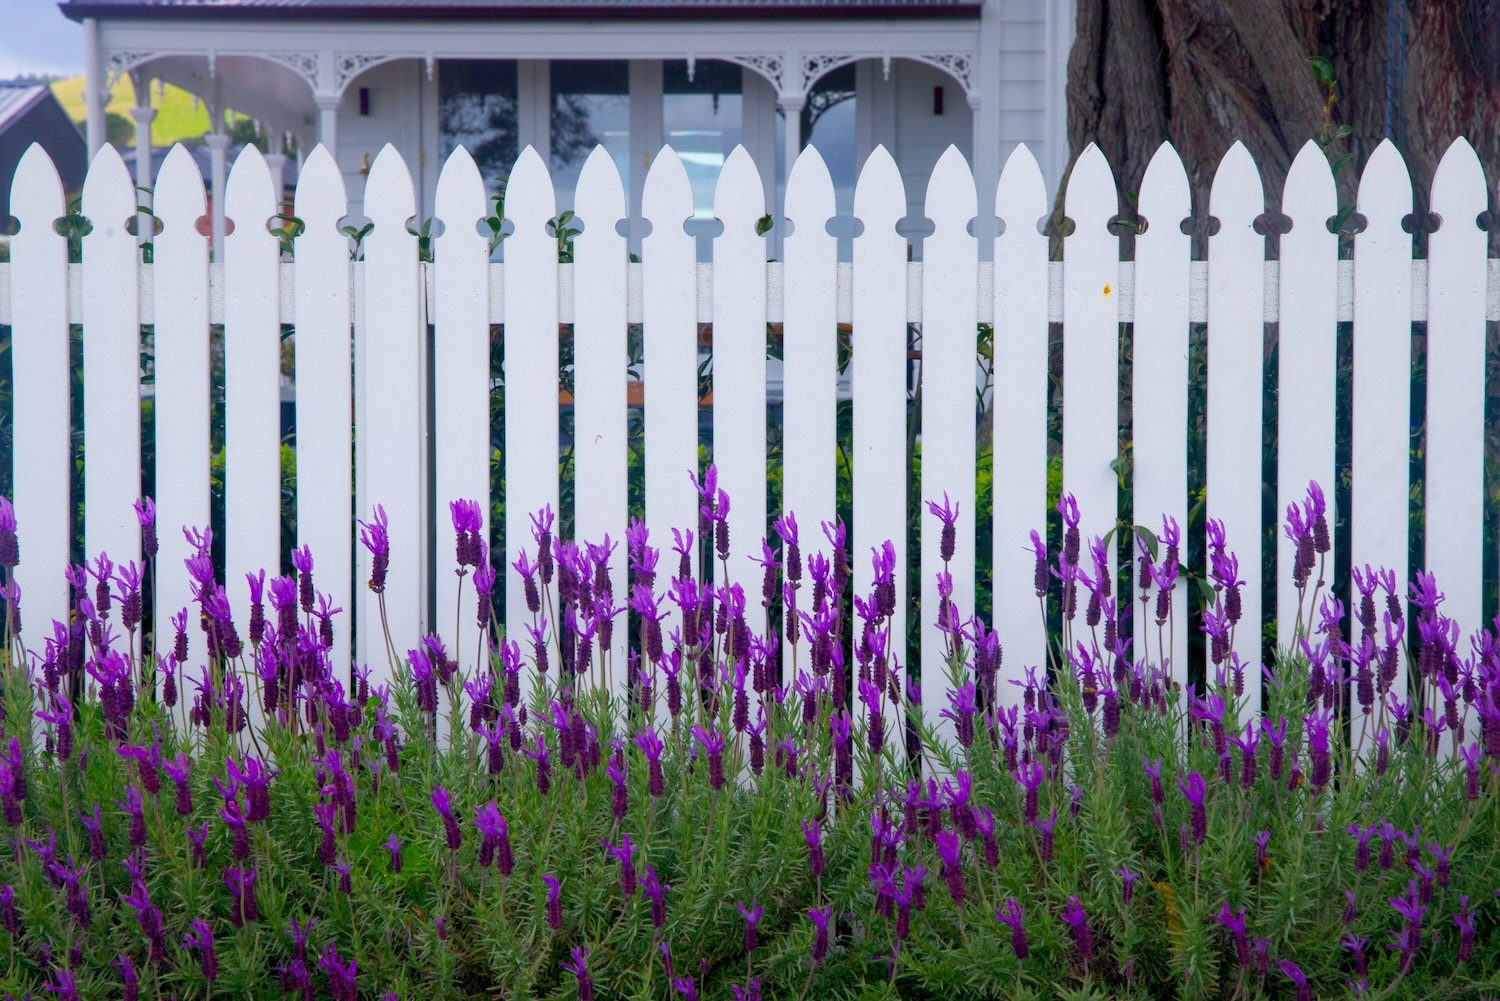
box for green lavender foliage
[1,510,1499,1000]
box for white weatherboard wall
[5,138,1499,757]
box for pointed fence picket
[223,147,283,626]
[990,145,1049,711]
[1060,145,1120,581]
[80,146,142,571]
[1131,143,1191,698]
[432,146,491,685]
[850,147,909,747]
[1276,142,1339,653]
[712,146,769,710]
[151,145,211,666]
[572,147,630,701]
[1350,140,1414,751]
[359,145,427,690]
[294,147,354,675]
[502,147,560,705]
[3,139,1499,759]
[640,149,701,654]
[7,147,71,641]
[1425,139,1489,751]
[1205,142,1266,721]
[919,146,977,742]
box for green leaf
[1133,524,1159,561]
[1308,56,1336,86]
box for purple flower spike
[431,785,462,851]
[542,874,564,930]
[603,834,638,898]
[561,946,593,1001]
[1060,896,1093,965]
[1178,772,1207,846]
[385,834,403,874]
[1277,959,1311,1001]
[319,942,358,1001]
[1117,864,1140,906]
[807,905,833,963]
[994,898,1028,960]
[737,900,764,953]
[358,505,391,594]
[925,493,961,563]
[183,917,219,983]
[0,497,20,568]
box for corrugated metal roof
[60,0,979,19]
[0,86,50,133]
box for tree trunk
[1065,0,1500,251]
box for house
[0,84,88,222]
[59,0,1072,253]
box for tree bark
[1064,0,1500,251]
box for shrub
[0,478,1495,1000]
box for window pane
[663,59,743,219]
[438,59,518,197]
[802,62,856,206]
[551,59,630,212]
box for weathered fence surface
[3,137,1499,744]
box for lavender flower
[995,898,1028,959]
[1179,771,1207,846]
[691,725,727,790]
[642,866,669,928]
[474,802,513,874]
[934,830,965,908]
[1278,959,1311,1001]
[561,946,593,1001]
[0,497,20,567]
[358,505,390,593]
[807,905,833,963]
[183,918,219,983]
[431,785,462,850]
[542,874,564,930]
[1060,896,1093,965]
[603,834,638,898]
[737,900,764,953]
[319,942,358,1001]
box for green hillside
[50,75,212,146]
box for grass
[49,75,212,147]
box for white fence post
[360,145,426,687]
[293,146,354,675]
[8,145,71,643]
[1131,142,1191,701]
[81,145,142,571]
[432,147,492,685]
[152,145,212,669]
[502,146,560,707]
[1205,141,1266,722]
[572,146,630,701]
[1350,139,1414,755]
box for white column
[517,60,551,160]
[315,93,340,160]
[628,58,663,232]
[206,130,230,262]
[82,18,107,155]
[778,96,803,183]
[131,104,156,245]
[973,0,1003,253]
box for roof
[60,0,980,20]
[0,86,51,132]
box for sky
[0,0,82,78]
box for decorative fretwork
[915,52,975,96]
[104,50,157,94]
[336,52,391,91]
[801,54,856,88]
[804,85,854,136]
[265,51,321,90]
[724,54,785,93]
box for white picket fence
[3,137,1499,742]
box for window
[550,60,630,212]
[438,59,518,197]
[663,59,743,219]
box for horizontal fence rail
[3,137,1498,752]
[6,259,1500,327]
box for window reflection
[438,60,518,197]
[663,59,743,219]
[551,60,630,212]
